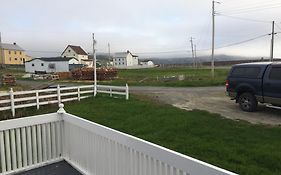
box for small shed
[25,57,79,73]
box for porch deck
[16,161,82,175]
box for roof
[114,51,138,58]
[63,45,88,55]
[0,43,25,51]
[27,57,77,62]
[114,52,129,58]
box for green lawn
[101,67,230,87]
[2,95,280,175]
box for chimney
[13,42,16,45]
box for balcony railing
[0,104,238,175]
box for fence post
[126,84,129,100]
[110,87,112,97]
[36,90,40,110]
[77,87,81,101]
[10,88,15,117]
[57,85,61,106]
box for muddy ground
[131,86,281,126]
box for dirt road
[131,86,281,126]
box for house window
[23,58,25,63]
[41,63,44,66]
[8,51,11,54]
[68,50,71,52]
[119,59,121,61]
[49,63,55,69]
[14,51,17,54]
[15,58,18,61]
[73,54,75,56]
[9,58,11,61]
[20,52,22,55]
[20,58,22,61]
[32,64,34,67]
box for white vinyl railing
[0,84,129,117]
[0,113,63,175]
[0,105,238,175]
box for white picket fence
[0,84,129,117]
[0,105,238,175]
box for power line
[219,0,281,11]
[215,34,269,50]
[219,2,281,12]
[217,14,271,23]
[275,23,281,31]
[218,4,281,15]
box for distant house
[61,45,89,64]
[140,60,155,67]
[25,57,79,73]
[113,50,139,68]
[0,43,31,65]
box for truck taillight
[225,80,229,87]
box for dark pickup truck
[226,62,281,112]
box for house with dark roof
[0,43,31,65]
[61,45,89,65]
[25,57,80,73]
[113,50,139,68]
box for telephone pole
[190,37,195,67]
[211,1,220,78]
[194,44,197,68]
[0,32,3,67]
[92,33,97,96]
[108,43,111,61]
[270,21,276,62]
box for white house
[140,60,155,67]
[61,45,89,65]
[113,50,139,68]
[25,57,79,73]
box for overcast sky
[1,0,281,58]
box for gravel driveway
[131,86,281,126]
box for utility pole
[194,44,197,68]
[270,21,276,62]
[0,32,3,67]
[190,37,195,67]
[211,1,220,78]
[108,43,111,66]
[92,33,97,97]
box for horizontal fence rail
[0,113,63,174]
[0,84,129,117]
[62,113,238,175]
[0,106,237,175]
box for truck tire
[238,93,258,112]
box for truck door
[263,65,281,105]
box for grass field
[100,67,230,87]
[2,95,280,175]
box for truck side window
[231,67,261,78]
[269,67,281,80]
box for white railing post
[10,88,15,117]
[36,90,39,110]
[110,87,112,97]
[126,84,129,100]
[57,103,66,114]
[77,87,81,101]
[57,85,61,106]
[0,131,6,173]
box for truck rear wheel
[238,93,258,112]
